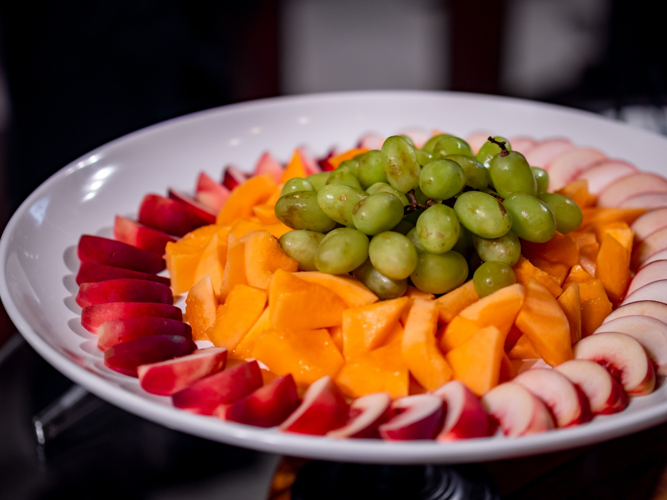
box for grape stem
[404,189,435,213]
[488,136,510,157]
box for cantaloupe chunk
[445,325,504,396]
[252,327,344,386]
[269,269,348,329]
[193,233,225,294]
[234,308,271,359]
[244,230,298,289]
[555,179,596,209]
[440,283,526,351]
[230,217,266,238]
[564,264,594,285]
[379,322,404,348]
[165,241,202,295]
[185,275,218,341]
[342,297,410,359]
[504,324,523,352]
[513,256,563,298]
[530,257,569,286]
[280,150,308,183]
[217,174,277,225]
[402,298,453,391]
[252,204,280,225]
[508,335,540,360]
[434,280,479,324]
[263,222,293,239]
[591,221,634,254]
[180,224,229,249]
[578,279,613,337]
[580,207,645,228]
[208,284,267,350]
[404,285,435,300]
[327,148,368,169]
[295,272,378,307]
[596,233,630,304]
[515,278,572,366]
[557,282,582,344]
[335,340,408,399]
[219,234,247,300]
[521,233,579,268]
[328,325,344,353]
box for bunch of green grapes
[275,134,583,299]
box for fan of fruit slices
[73,129,667,442]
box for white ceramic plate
[2,91,667,464]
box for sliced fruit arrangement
[71,130,667,444]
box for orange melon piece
[402,298,453,391]
[342,297,410,359]
[499,353,516,382]
[244,230,298,289]
[234,308,271,359]
[185,275,218,341]
[434,280,479,324]
[335,340,409,399]
[193,233,225,294]
[263,222,293,239]
[513,256,563,298]
[219,233,247,300]
[521,233,579,267]
[508,335,540,360]
[281,150,309,183]
[180,224,228,249]
[327,148,368,169]
[504,324,523,352]
[404,285,435,300]
[515,278,572,366]
[208,284,267,350]
[440,283,526,351]
[264,185,284,207]
[564,264,594,285]
[217,174,277,225]
[530,257,569,286]
[445,325,504,396]
[581,207,645,229]
[165,241,203,295]
[329,325,344,353]
[379,322,404,348]
[269,269,348,329]
[557,282,582,344]
[230,217,266,239]
[596,233,630,304]
[252,327,344,386]
[578,279,612,337]
[555,179,596,209]
[295,272,378,307]
[591,221,634,252]
[252,204,280,225]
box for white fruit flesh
[508,137,537,154]
[627,261,667,296]
[555,360,628,415]
[598,173,667,208]
[524,139,575,171]
[326,392,391,439]
[622,280,667,306]
[620,192,667,210]
[577,160,637,195]
[378,394,444,441]
[433,381,489,441]
[466,131,491,153]
[547,147,606,192]
[631,208,667,242]
[604,300,667,326]
[481,382,555,437]
[633,228,667,269]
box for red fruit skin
[172,361,263,415]
[138,194,209,237]
[252,152,284,183]
[138,347,228,396]
[113,216,176,255]
[195,172,230,211]
[434,382,490,442]
[167,188,217,224]
[104,334,195,377]
[76,279,173,308]
[378,395,445,441]
[97,317,192,351]
[317,149,338,172]
[76,262,170,286]
[78,235,166,274]
[81,302,183,333]
[222,166,248,190]
[217,374,299,428]
[599,376,629,414]
[326,392,393,440]
[279,376,348,435]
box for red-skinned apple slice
[632,228,667,269]
[546,147,607,191]
[78,235,165,274]
[358,134,384,151]
[326,392,392,439]
[597,173,667,208]
[508,136,537,154]
[76,262,170,287]
[513,369,591,428]
[138,347,227,396]
[523,139,575,170]
[576,160,637,195]
[594,315,667,375]
[138,194,209,237]
[622,280,667,306]
[554,360,628,415]
[626,261,667,296]
[76,278,173,308]
[378,394,444,441]
[480,382,555,437]
[573,332,655,396]
[604,300,667,326]
[195,171,230,211]
[97,316,192,351]
[252,152,284,183]
[279,376,348,435]
[433,381,490,441]
[317,148,338,171]
[222,166,248,190]
[113,216,176,255]
[632,208,667,242]
[172,360,263,415]
[216,374,299,427]
[168,188,217,224]
[621,193,667,210]
[81,302,183,333]
[104,334,195,377]
[641,249,667,269]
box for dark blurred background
[1,1,667,498]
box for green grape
[422,134,447,153]
[413,186,430,205]
[503,193,556,243]
[357,150,388,189]
[443,154,490,190]
[415,149,434,167]
[315,228,369,274]
[473,261,516,297]
[381,136,421,193]
[472,230,521,266]
[338,159,360,177]
[353,259,408,299]
[489,151,537,198]
[419,159,466,200]
[279,230,325,271]
[452,225,473,258]
[306,171,331,191]
[407,227,427,253]
[432,135,473,158]
[415,204,461,254]
[352,192,405,235]
[392,220,414,235]
[275,192,337,232]
[317,184,367,227]
[280,177,314,196]
[476,136,512,168]
[326,166,362,190]
[538,193,583,234]
[366,182,410,206]
[399,134,415,147]
[368,231,418,280]
[410,251,468,295]
[453,191,513,239]
[531,167,549,194]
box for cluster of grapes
[275,134,583,299]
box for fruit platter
[3,91,667,464]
